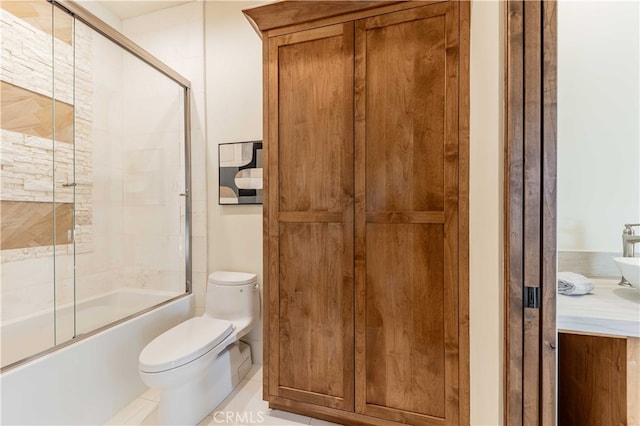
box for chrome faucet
[623,224,640,256]
[619,223,640,287]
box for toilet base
[156,341,252,425]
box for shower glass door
[0,0,63,366]
[1,0,188,367]
[68,18,187,341]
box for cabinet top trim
[242,1,405,37]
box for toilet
[138,271,260,425]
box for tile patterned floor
[105,366,341,426]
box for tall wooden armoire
[244,2,470,425]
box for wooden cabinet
[245,2,469,425]
[559,333,640,426]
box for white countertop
[557,278,640,338]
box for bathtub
[0,288,194,425]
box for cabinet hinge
[524,286,541,309]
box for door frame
[504,1,557,425]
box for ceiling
[97,1,195,20]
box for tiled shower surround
[0,7,95,321]
[1,8,94,261]
[0,4,188,324]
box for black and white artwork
[218,141,263,205]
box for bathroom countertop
[557,278,640,338]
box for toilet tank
[205,272,260,329]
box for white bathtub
[0,289,194,425]
[1,288,184,367]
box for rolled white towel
[557,272,595,296]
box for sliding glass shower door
[70,18,188,339]
[1,0,64,365]
[1,0,189,369]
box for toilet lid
[209,271,257,286]
[139,317,234,373]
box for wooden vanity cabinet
[559,333,640,426]
[244,2,470,425]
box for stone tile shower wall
[0,7,97,321]
[1,8,93,260]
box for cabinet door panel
[365,223,445,417]
[279,223,348,400]
[365,12,446,213]
[355,2,460,424]
[278,26,353,213]
[268,22,354,411]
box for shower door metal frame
[2,0,192,373]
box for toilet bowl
[138,271,260,425]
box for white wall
[470,1,504,424]
[204,1,265,363]
[76,1,122,31]
[558,1,640,252]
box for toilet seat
[139,317,234,373]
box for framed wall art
[218,141,263,205]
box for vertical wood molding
[628,337,640,425]
[504,1,525,424]
[266,33,281,402]
[458,2,471,425]
[522,2,542,424]
[341,23,356,414]
[540,2,558,425]
[353,17,367,417]
[261,30,271,403]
